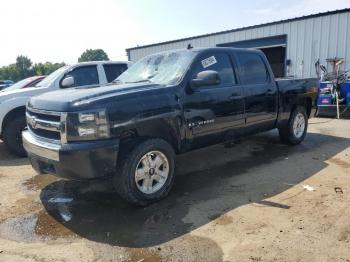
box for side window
[103,64,128,82]
[192,52,236,86]
[29,79,42,87]
[236,52,269,84]
[64,66,99,87]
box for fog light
[78,127,96,136]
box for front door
[183,51,245,147]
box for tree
[0,56,65,82]
[78,49,109,62]
[0,64,19,81]
[0,55,33,81]
[33,62,66,76]
[16,55,33,79]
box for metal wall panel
[346,13,350,66]
[128,11,350,78]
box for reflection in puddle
[48,198,73,203]
[57,202,73,222]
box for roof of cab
[74,61,131,66]
[139,47,263,57]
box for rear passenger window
[236,52,269,84]
[104,64,128,82]
[67,66,99,87]
[192,52,236,86]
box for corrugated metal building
[126,8,350,78]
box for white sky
[0,0,349,66]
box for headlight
[67,109,110,141]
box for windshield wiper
[112,79,123,84]
[125,79,153,84]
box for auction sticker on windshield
[201,56,217,68]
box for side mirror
[61,76,75,88]
[190,70,221,89]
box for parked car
[23,48,318,206]
[2,76,46,92]
[0,61,130,156]
[0,80,15,90]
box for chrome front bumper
[22,130,60,161]
[22,130,120,180]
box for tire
[278,106,308,145]
[114,138,175,206]
[3,116,27,157]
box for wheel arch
[118,118,183,154]
[1,106,26,136]
[277,95,312,129]
[290,96,312,118]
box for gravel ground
[0,117,349,262]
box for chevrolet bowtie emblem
[30,116,37,129]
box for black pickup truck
[23,47,318,206]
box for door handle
[229,93,242,101]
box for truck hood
[0,87,48,103]
[28,83,166,112]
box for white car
[0,61,130,156]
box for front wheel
[3,116,27,157]
[279,106,308,145]
[114,139,175,206]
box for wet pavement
[0,118,350,261]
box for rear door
[103,63,128,83]
[183,51,244,146]
[235,51,278,125]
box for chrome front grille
[26,108,67,143]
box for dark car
[23,47,318,206]
[0,80,15,90]
[2,76,45,92]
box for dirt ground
[0,117,349,262]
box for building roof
[127,8,350,51]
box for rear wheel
[114,138,175,206]
[3,116,27,157]
[279,106,308,145]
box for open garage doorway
[217,35,287,77]
[260,46,286,78]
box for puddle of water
[35,210,76,239]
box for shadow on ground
[34,131,350,248]
[0,140,28,166]
[316,107,350,118]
